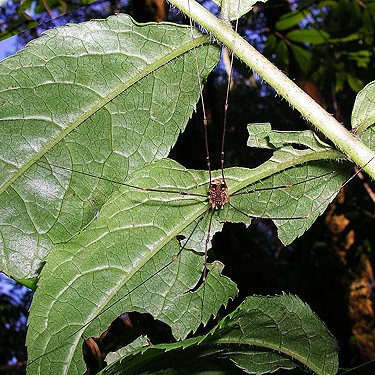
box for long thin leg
[38,160,208,199]
[220,1,242,183]
[228,158,374,221]
[203,206,215,281]
[230,166,348,198]
[188,0,212,183]
[200,205,215,325]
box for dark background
[0,0,374,373]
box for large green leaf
[26,125,349,374]
[98,294,338,375]
[0,14,220,281]
[26,158,239,374]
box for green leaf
[26,124,348,373]
[344,50,372,69]
[19,0,35,11]
[97,294,339,375]
[352,80,375,135]
[290,43,312,74]
[274,40,289,71]
[275,9,311,31]
[362,125,375,151]
[26,158,239,374]
[212,0,268,21]
[241,124,349,244]
[263,34,277,56]
[347,73,363,93]
[329,33,360,43]
[0,14,220,281]
[286,29,330,44]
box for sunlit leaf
[0,14,220,281]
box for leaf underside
[25,147,348,374]
[0,14,219,281]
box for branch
[169,0,375,178]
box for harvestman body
[208,179,228,208]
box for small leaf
[276,9,310,31]
[286,29,330,44]
[211,0,268,21]
[347,73,363,93]
[290,43,312,74]
[352,80,375,135]
[362,125,375,151]
[344,50,372,68]
[275,40,289,71]
[329,33,360,43]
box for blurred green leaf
[275,39,289,71]
[263,33,277,56]
[290,43,312,74]
[276,9,310,31]
[287,29,330,44]
[344,50,372,69]
[19,0,35,11]
[347,73,363,92]
[329,33,360,43]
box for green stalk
[170,0,375,178]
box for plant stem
[170,0,375,178]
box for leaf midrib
[55,191,209,371]
[227,148,346,195]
